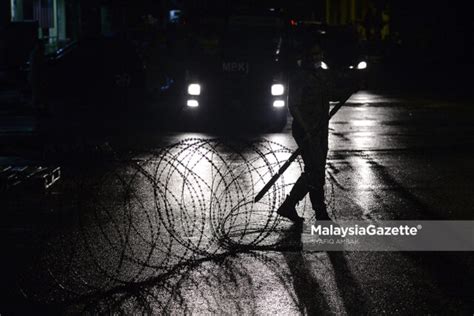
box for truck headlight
[187,83,201,96]
[273,100,285,108]
[357,61,367,69]
[187,99,199,107]
[271,84,285,96]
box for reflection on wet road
[2,91,474,314]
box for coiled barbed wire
[19,137,336,311]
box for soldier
[277,41,351,223]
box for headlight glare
[273,100,285,108]
[187,99,199,107]
[271,84,285,96]
[321,61,329,70]
[187,83,201,95]
[357,61,367,69]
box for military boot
[277,195,304,224]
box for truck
[177,8,291,131]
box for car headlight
[271,84,285,96]
[187,83,201,96]
[321,61,329,70]
[357,61,367,70]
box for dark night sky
[390,2,473,60]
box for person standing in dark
[277,41,352,223]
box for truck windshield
[223,16,282,54]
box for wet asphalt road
[1,91,474,315]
